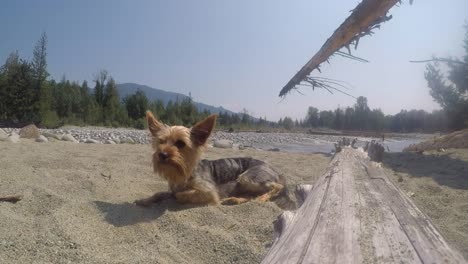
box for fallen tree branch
[410,58,468,66]
[280,0,408,97]
[0,195,22,203]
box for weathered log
[295,184,314,207]
[262,145,465,264]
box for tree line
[0,33,216,129]
[1,24,466,132]
[276,96,448,133]
[278,23,468,133]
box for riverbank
[0,139,331,263]
[1,136,466,262]
[1,126,433,154]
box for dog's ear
[146,111,163,136]
[191,114,217,146]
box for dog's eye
[175,140,186,149]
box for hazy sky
[1,0,467,121]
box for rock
[62,134,78,143]
[19,124,40,139]
[84,138,100,144]
[36,135,48,143]
[113,137,121,144]
[213,139,233,149]
[7,132,20,143]
[42,131,62,140]
[121,137,135,144]
[397,175,403,182]
[104,139,116,144]
[268,148,280,152]
[0,128,8,141]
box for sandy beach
[1,139,467,263]
[0,139,330,264]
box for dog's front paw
[221,197,250,205]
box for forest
[1,26,467,133]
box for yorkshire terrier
[135,111,295,209]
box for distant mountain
[116,83,236,115]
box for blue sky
[1,0,467,121]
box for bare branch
[410,58,468,66]
[279,0,404,97]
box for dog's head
[146,111,217,184]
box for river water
[264,137,425,154]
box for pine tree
[424,23,468,129]
[103,77,120,125]
[32,32,50,121]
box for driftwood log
[262,140,465,264]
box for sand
[0,140,330,264]
[383,149,468,259]
[1,140,467,263]
[404,128,468,152]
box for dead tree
[262,141,465,263]
[279,0,410,97]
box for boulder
[0,128,8,141]
[19,124,39,139]
[42,131,62,140]
[121,137,135,144]
[213,139,233,149]
[62,134,79,143]
[7,132,20,143]
[85,138,100,144]
[104,139,116,144]
[36,135,48,143]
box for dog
[135,111,295,209]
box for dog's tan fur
[135,111,294,208]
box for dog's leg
[135,192,173,207]
[175,189,220,205]
[221,197,251,205]
[256,182,284,202]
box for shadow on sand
[383,151,468,190]
[93,199,198,227]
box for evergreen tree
[305,106,319,127]
[354,96,370,130]
[1,54,36,121]
[424,23,468,129]
[32,32,50,121]
[103,77,121,125]
[125,89,149,120]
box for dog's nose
[158,152,169,161]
